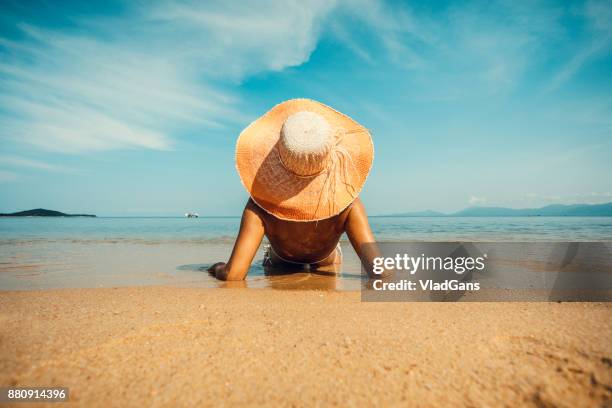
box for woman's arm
[208,199,265,281]
[344,198,388,278]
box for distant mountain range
[1,203,611,218]
[384,202,612,217]
[0,208,96,217]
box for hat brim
[235,99,374,222]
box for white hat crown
[278,111,333,176]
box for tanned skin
[208,197,381,281]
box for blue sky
[0,0,611,216]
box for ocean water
[1,216,611,291]
[2,216,612,242]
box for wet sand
[0,242,364,291]
[1,286,611,407]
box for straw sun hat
[235,99,374,221]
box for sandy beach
[1,286,610,407]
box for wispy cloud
[0,155,74,172]
[335,0,607,100]
[524,192,612,205]
[545,0,612,92]
[333,0,430,69]
[0,0,336,154]
[328,0,567,98]
[0,170,20,183]
[468,195,487,205]
[1,0,606,158]
[146,0,337,78]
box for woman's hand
[206,199,265,281]
[207,262,226,277]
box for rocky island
[0,208,96,217]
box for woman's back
[254,199,352,264]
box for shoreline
[1,286,610,406]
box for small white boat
[185,212,199,218]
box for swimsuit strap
[268,243,341,265]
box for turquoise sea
[2,216,612,242]
[1,216,611,291]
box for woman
[208,99,380,280]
